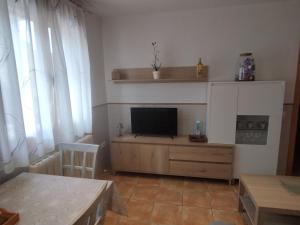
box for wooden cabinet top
[240,174,300,215]
[112,135,234,148]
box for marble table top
[0,173,108,225]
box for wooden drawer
[169,146,233,163]
[169,161,232,179]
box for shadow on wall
[92,104,110,170]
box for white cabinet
[207,83,238,144]
[206,81,285,177]
[237,83,284,115]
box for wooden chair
[57,142,105,179]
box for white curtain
[0,0,92,171]
[0,0,29,173]
[55,1,92,138]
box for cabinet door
[207,83,238,144]
[111,143,140,172]
[111,143,122,171]
[237,82,285,115]
[139,144,169,174]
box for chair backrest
[57,142,105,179]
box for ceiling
[73,0,285,16]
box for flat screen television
[131,107,177,137]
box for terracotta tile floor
[104,172,245,225]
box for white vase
[153,71,160,80]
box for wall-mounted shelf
[111,66,208,83]
[112,78,206,83]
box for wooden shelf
[240,196,255,225]
[112,78,207,83]
[112,66,208,83]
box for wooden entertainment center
[111,135,234,183]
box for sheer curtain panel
[0,0,92,172]
[0,0,29,173]
[56,1,92,138]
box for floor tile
[207,181,234,192]
[127,199,154,222]
[155,187,183,205]
[151,203,182,225]
[183,191,211,208]
[212,210,245,225]
[99,173,117,181]
[121,197,130,206]
[209,190,236,198]
[115,182,135,198]
[104,211,119,225]
[132,186,160,201]
[115,173,139,185]
[210,191,239,211]
[161,177,184,191]
[182,207,213,225]
[118,216,151,225]
[233,183,239,195]
[183,178,208,192]
[137,175,162,187]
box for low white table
[0,173,109,225]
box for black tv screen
[131,107,177,137]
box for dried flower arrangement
[151,42,161,71]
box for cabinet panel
[111,143,140,172]
[111,143,122,171]
[207,83,238,144]
[237,83,284,115]
[169,161,232,179]
[169,146,233,163]
[139,144,169,174]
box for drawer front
[169,161,232,179]
[169,146,233,163]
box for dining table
[0,172,124,225]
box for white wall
[85,13,110,169]
[83,1,300,170]
[102,0,300,104]
[99,0,300,172]
[86,14,107,106]
[107,104,207,138]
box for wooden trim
[112,79,207,83]
[286,43,300,175]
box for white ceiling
[74,0,285,16]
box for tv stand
[111,135,234,183]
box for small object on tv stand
[0,208,19,225]
[189,134,208,143]
[117,122,124,137]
